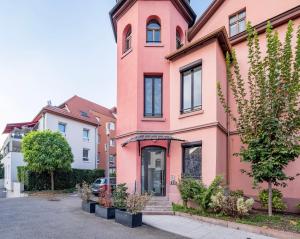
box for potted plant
[115,193,151,228]
[112,183,128,210]
[78,182,97,213]
[95,189,115,219]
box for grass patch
[172,203,300,233]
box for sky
[0,0,212,144]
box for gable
[188,0,300,43]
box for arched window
[124,26,132,53]
[147,19,161,43]
[176,27,183,49]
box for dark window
[182,142,202,179]
[144,76,162,117]
[58,122,66,134]
[80,111,88,117]
[229,10,246,37]
[181,65,202,113]
[176,30,182,49]
[83,148,89,161]
[124,27,132,52]
[147,20,161,43]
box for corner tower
[110,0,196,195]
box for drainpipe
[95,126,97,170]
[226,67,230,187]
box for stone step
[142,210,174,215]
[148,197,169,201]
[146,201,172,206]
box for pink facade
[111,0,300,211]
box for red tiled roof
[3,122,38,134]
[59,95,116,119]
[33,105,99,126]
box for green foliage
[126,193,151,214]
[0,153,4,179]
[229,190,244,198]
[17,166,104,191]
[259,189,287,211]
[297,203,300,210]
[177,176,223,210]
[198,175,223,210]
[210,192,254,217]
[217,21,300,215]
[78,181,92,202]
[22,130,73,173]
[112,183,128,209]
[177,177,205,206]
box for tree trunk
[50,171,54,191]
[268,181,272,216]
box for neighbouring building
[110,0,300,211]
[1,95,116,191]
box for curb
[175,212,300,239]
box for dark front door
[141,147,166,196]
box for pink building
[110,0,300,211]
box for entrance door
[141,147,166,196]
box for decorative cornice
[166,26,231,61]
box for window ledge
[179,110,204,119]
[144,43,164,48]
[142,117,166,122]
[121,48,132,59]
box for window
[97,153,100,164]
[144,76,162,117]
[110,139,116,147]
[58,123,66,134]
[83,129,89,141]
[176,29,182,49]
[83,148,89,161]
[182,142,202,179]
[181,65,202,113]
[124,27,132,53]
[229,10,246,37]
[109,155,116,167]
[147,19,161,43]
[80,111,89,117]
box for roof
[59,95,116,119]
[188,0,225,41]
[3,122,38,134]
[166,26,231,61]
[33,105,100,127]
[109,0,196,42]
[122,134,185,147]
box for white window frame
[110,139,116,147]
[58,122,67,135]
[83,128,90,141]
[83,148,89,162]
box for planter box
[81,200,97,213]
[95,205,115,219]
[115,209,143,228]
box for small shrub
[259,189,287,211]
[177,178,205,206]
[112,183,128,209]
[98,190,113,208]
[297,203,300,210]
[210,192,254,217]
[126,193,151,214]
[78,181,92,202]
[230,190,244,198]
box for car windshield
[94,179,106,184]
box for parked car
[91,178,108,196]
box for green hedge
[17,166,104,191]
[0,167,3,179]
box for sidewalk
[143,215,275,239]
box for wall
[44,113,97,170]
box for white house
[1,104,99,191]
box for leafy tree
[22,130,73,191]
[217,21,300,216]
[0,153,3,179]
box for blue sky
[0,0,212,142]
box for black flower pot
[81,200,97,213]
[115,209,143,228]
[95,205,115,219]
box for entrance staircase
[143,197,174,215]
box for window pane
[183,71,192,111]
[239,11,246,19]
[148,21,160,29]
[145,78,153,115]
[183,146,201,179]
[58,123,65,133]
[230,23,237,36]
[154,30,160,42]
[229,15,237,24]
[154,78,162,115]
[83,129,89,139]
[193,67,202,108]
[147,30,153,42]
[239,19,246,32]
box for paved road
[0,196,186,239]
[143,215,275,239]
